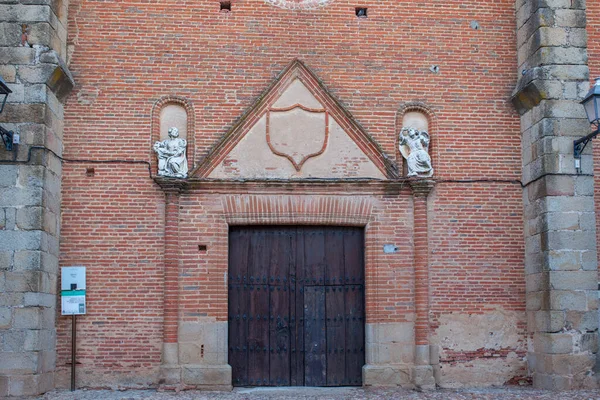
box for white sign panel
[61,266,86,290]
[61,292,86,315]
[61,267,86,315]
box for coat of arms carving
[266,104,329,171]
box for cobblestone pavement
[24,387,600,400]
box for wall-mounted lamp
[574,77,600,173]
[0,76,15,151]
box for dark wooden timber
[228,226,365,387]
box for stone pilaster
[0,1,73,397]
[159,184,182,385]
[155,179,232,390]
[512,0,598,390]
[409,180,436,390]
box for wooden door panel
[344,229,365,284]
[326,286,346,386]
[270,287,290,386]
[302,228,326,286]
[343,228,365,386]
[229,226,364,388]
[304,286,326,386]
[247,231,270,386]
[324,229,345,286]
[269,229,292,386]
[345,284,365,386]
[228,229,250,386]
[290,229,304,386]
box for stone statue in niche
[153,127,188,178]
[399,127,433,177]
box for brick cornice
[154,177,188,193]
[409,179,435,197]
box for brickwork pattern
[428,182,527,385]
[57,0,529,390]
[221,194,374,226]
[0,0,73,397]
[175,183,414,325]
[56,165,164,388]
[64,0,520,178]
[411,184,431,347]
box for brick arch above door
[222,194,374,226]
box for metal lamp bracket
[574,121,600,173]
[0,125,15,151]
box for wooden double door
[228,226,365,387]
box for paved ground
[24,386,600,400]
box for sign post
[61,267,86,391]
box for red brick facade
[55,0,557,389]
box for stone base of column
[162,342,179,365]
[412,365,436,390]
[159,365,182,386]
[411,344,437,390]
[362,364,412,387]
[159,364,232,390]
[182,364,232,390]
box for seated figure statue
[399,127,433,177]
[153,127,188,178]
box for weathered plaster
[432,309,526,353]
[431,309,527,387]
[272,79,322,109]
[210,115,385,179]
[436,355,526,388]
[160,104,187,141]
[208,79,386,180]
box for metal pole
[71,315,76,391]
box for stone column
[159,185,182,385]
[512,0,598,390]
[410,180,436,390]
[0,1,73,397]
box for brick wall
[56,165,164,388]
[589,0,600,265]
[58,0,528,389]
[0,1,73,396]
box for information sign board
[61,267,86,315]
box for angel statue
[153,127,188,178]
[399,127,433,177]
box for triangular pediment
[192,60,395,180]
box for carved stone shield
[266,105,329,171]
